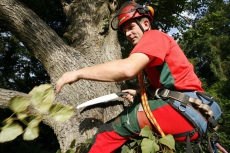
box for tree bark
[0,88,28,109]
[0,0,124,152]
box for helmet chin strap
[135,19,149,33]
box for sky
[167,28,179,36]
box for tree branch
[0,88,28,109]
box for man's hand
[121,89,139,103]
[56,71,79,94]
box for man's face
[122,19,149,46]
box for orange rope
[138,72,175,152]
[138,72,165,137]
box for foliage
[118,126,175,153]
[63,126,175,153]
[179,0,230,150]
[0,84,74,143]
[179,0,230,86]
[0,32,50,93]
[133,0,210,32]
[0,30,58,152]
[0,31,58,152]
[0,108,60,153]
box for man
[56,1,205,153]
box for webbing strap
[186,135,192,153]
[173,129,199,153]
[155,88,218,128]
[194,143,200,153]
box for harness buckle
[162,89,170,98]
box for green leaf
[2,118,13,126]
[124,149,135,153]
[159,134,175,150]
[49,103,62,114]
[129,141,137,148]
[140,125,153,140]
[29,84,54,112]
[141,138,159,153]
[66,149,75,153]
[23,127,39,140]
[9,96,30,113]
[121,145,130,153]
[29,84,49,106]
[56,149,61,153]
[0,123,23,142]
[69,139,76,149]
[49,104,74,122]
[28,116,42,128]
[37,85,55,113]
[16,111,28,120]
[128,149,135,153]
[85,138,92,143]
[36,99,53,113]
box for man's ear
[143,19,150,30]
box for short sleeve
[130,30,171,67]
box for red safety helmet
[111,1,154,31]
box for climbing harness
[154,87,226,153]
[137,69,227,152]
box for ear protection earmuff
[146,6,154,16]
[137,4,154,17]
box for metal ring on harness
[178,104,187,112]
[155,88,161,99]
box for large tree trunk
[0,0,125,152]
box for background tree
[179,0,230,150]
[0,0,229,152]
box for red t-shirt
[131,30,204,92]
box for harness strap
[155,88,218,129]
[193,142,200,153]
[173,129,199,153]
[173,128,198,138]
[186,135,192,153]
